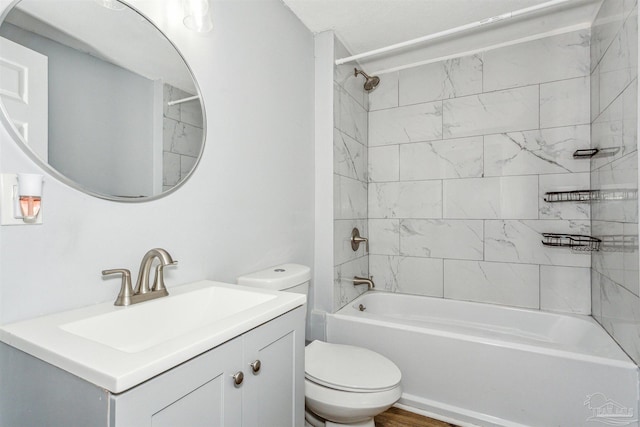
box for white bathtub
[326,292,639,427]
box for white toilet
[237,264,402,427]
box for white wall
[311,31,334,341]
[0,0,315,324]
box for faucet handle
[103,268,134,306]
[351,228,369,252]
[151,261,177,295]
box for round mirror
[0,0,205,201]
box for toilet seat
[305,341,401,393]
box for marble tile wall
[367,29,593,314]
[590,1,640,364]
[163,84,204,191]
[333,37,369,310]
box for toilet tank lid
[237,263,311,290]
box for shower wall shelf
[599,235,639,253]
[544,189,638,203]
[572,147,621,159]
[573,149,599,158]
[544,190,590,202]
[541,233,601,251]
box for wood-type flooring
[374,407,459,427]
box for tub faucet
[103,248,177,306]
[353,276,375,290]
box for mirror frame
[0,0,207,202]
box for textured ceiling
[281,0,602,72]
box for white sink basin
[0,281,305,393]
[61,286,276,353]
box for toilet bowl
[237,264,403,427]
[304,340,402,426]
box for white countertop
[0,280,306,393]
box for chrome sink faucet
[103,248,178,306]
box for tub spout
[353,276,375,290]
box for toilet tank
[237,263,310,295]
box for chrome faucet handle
[102,268,134,306]
[151,260,178,294]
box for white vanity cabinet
[112,306,305,426]
[0,306,305,427]
[111,335,243,426]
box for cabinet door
[111,337,244,427]
[242,307,305,427]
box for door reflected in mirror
[0,0,205,200]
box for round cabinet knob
[232,371,244,387]
[249,359,261,374]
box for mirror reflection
[0,0,205,199]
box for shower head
[354,68,380,92]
